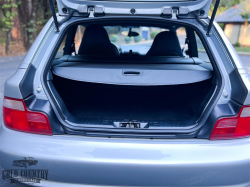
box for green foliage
[238,0,250,20]
[37,12,52,25]
[241,14,250,19]
[124,36,132,44]
[1,0,18,31]
[235,42,241,47]
[233,0,241,5]
[220,0,235,7]
[27,17,37,43]
[218,23,225,29]
[0,37,5,44]
[109,34,119,43]
[210,0,242,16]
[212,0,240,7]
[234,46,250,52]
[134,34,143,43]
[150,31,160,39]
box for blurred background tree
[0,0,56,56]
[210,0,241,15]
[0,0,247,56]
[212,0,241,7]
[0,0,18,54]
[238,0,250,43]
[18,0,39,50]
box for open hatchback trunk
[51,75,214,129]
[43,2,222,135]
[48,56,216,130]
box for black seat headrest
[78,24,118,56]
[147,31,183,57]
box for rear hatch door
[56,0,212,18]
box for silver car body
[1,122,250,186]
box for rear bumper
[0,119,250,187]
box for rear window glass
[55,34,67,59]
[75,26,85,53]
[54,24,211,64]
[106,26,166,55]
[195,32,210,63]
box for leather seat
[147,31,183,57]
[78,24,119,56]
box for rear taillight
[210,106,250,140]
[3,97,52,135]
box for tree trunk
[5,30,11,54]
[43,0,49,20]
[18,0,39,51]
[12,0,21,42]
[240,20,250,46]
[0,0,12,54]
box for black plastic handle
[123,71,141,76]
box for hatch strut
[207,0,221,35]
[49,0,60,32]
